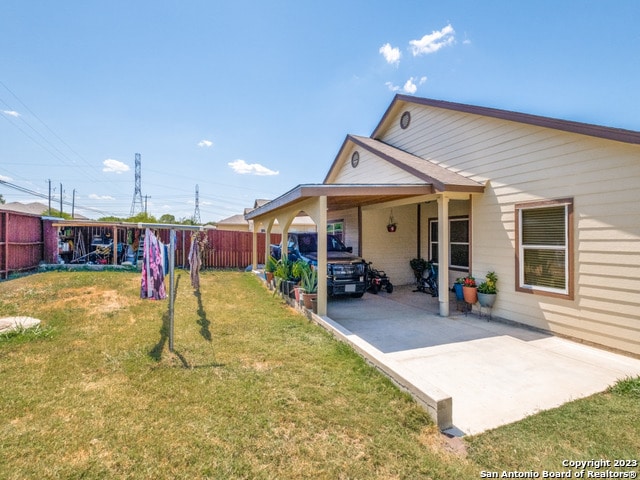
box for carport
[246,183,482,317]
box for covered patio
[246,182,482,318]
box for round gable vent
[400,111,411,129]
[351,151,360,168]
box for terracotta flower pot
[302,293,317,310]
[463,286,478,304]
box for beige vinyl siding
[381,104,640,355]
[361,204,418,285]
[332,146,422,184]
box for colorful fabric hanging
[188,233,202,289]
[140,228,167,300]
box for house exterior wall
[361,204,418,285]
[216,223,249,232]
[378,103,640,356]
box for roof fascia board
[373,94,640,145]
[245,184,434,220]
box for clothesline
[136,223,204,352]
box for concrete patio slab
[320,286,640,436]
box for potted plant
[292,259,311,304]
[462,275,478,304]
[453,277,465,301]
[387,210,397,232]
[478,271,498,308]
[265,255,277,287]
[301,266,318,310]
[273,258,293,296]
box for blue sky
[1,1,639,222]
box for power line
[0,179,118,217]
[0,80,104,185]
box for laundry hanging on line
[140,228,167,300]
[189,232,202,289]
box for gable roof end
[348,135,483,193]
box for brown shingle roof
[348,135,483,193]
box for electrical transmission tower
[129,153,143,216]
[193,184,201,224]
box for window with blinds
[517,199,572,296]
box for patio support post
[437,195,450,316]
[317,196,328,316]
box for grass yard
[1,270,639,479]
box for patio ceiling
[244,184,435,221]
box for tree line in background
[97,212,215,226]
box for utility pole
[59,182,63,215]
[48,179,51,216]
[72,189,76,219]
[144,195,150,214]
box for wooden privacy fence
[0,211,282,278]
[0,211,47,279]
[166,229,281,269]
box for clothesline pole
[169,229,176,352]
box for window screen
[518,202,571,295]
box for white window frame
[516,198,573,299]
[327,220,344,242]
[429,216,469,271]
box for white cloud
[403,78,418,94]
[2,110,20,117]
[0,174,13,181]
[228,159,279,176]
[198,139,213,147]
[102,158,130,174]
[401,76,428,94]
[385,81,400,92]
[379,43,401,65]
[89,193,115,200]
[409,24,455,56]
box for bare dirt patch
[53,287,131,315]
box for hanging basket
[387,209,397,232]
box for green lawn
[1,270,638,479]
